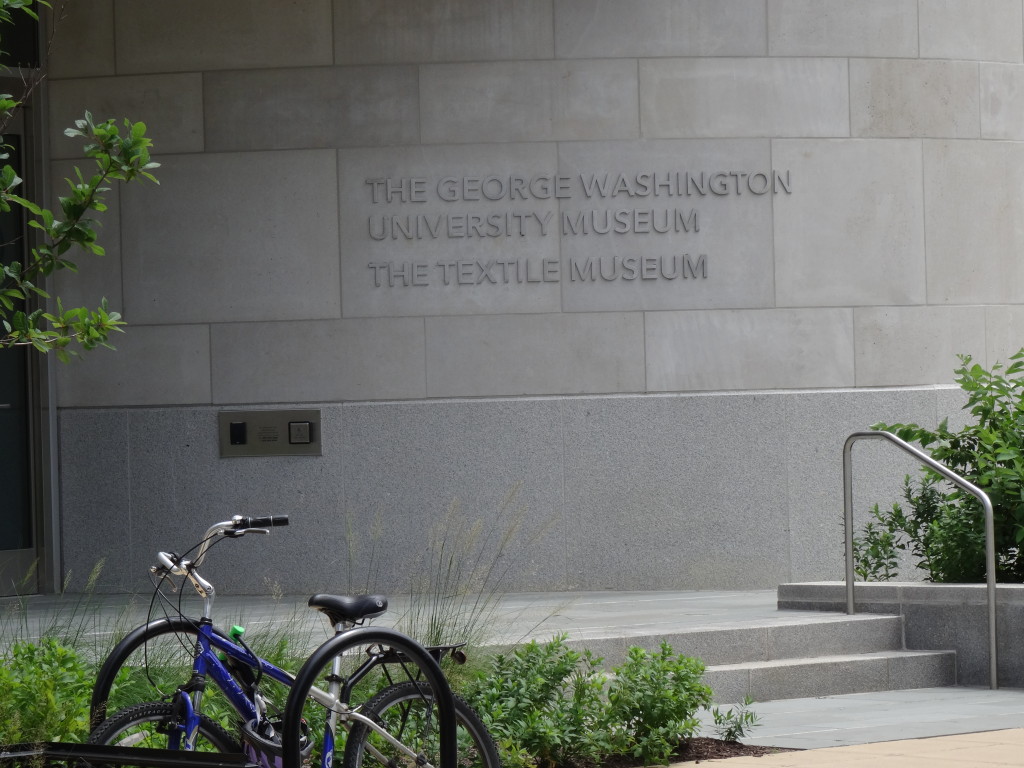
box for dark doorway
[0,129,39,595]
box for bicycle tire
[342,682,501,768]
[88,701,241,752]
[91,617,237,729]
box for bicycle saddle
[307,593,388,625]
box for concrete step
[776,581,1023,688]
[564,613,905,667]
[705,649,957,703]
[553,610,956,704]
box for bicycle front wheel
[91,617,237,728]
[342,682,500,768]
[88,701,241,752]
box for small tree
[0,0,158,360]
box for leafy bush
[465,634,610,768]
[466,635,723,768]
[606,643,712,764]
[0,638,93,744]
[865,350,1024,582]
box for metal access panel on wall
[218,409,322,458]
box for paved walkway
[701,727,1024,766]
[8,588,1024,765]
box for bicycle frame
[175,620,436,768]
[186,621,293,724]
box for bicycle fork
[157,685,202,750]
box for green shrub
[465,634,609,768]
[0,638,93,744]
[866,349,1024,582]
[466,636,722,768]
[606,643,712,765]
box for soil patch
[674,737,801,762]
[597,738,801,765]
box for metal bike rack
[0,742,254,768]
[843,430,998,689]
[281,626,458,768]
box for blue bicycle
[87,515,499,768]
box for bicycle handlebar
[152,515,290,579]
[193,514,290,566]
[238,515,289,529]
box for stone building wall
[46,1,1024,593]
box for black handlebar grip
[239,515,289,528]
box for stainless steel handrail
[843,430,998,689]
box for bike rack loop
[843,430,998,690]
[281,626,457,768]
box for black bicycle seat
[307,593,388,625]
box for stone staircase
[701,613,955,703]
[561,598,956,704]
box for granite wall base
[58,387,963,596]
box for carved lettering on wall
[362,171,791,287]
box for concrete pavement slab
[701,728,1024,766]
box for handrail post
[843,438,857,615]
[843,430,998,689]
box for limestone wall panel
[645,309,855,392]
[113,0,333,73]
[56,325,211,408]
[773,139,926,307]
[47,0,115,79]
[767,0,918,58]
[850,59,980,138]
[554,0,766,58]
[420,60,639,145]
[48,74,204,159]
[919,0,1023,63]
[640,58,849,139]
[211,318,426,404]
[121,151,341,325]
[424,313,645,397]
[204,66,419,152]
[985,307,1024,366]
[334,0,554,64]
[854,306,987,386]
[924,140,1024,304]
[981,64,1024,141]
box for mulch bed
[674,737,801,762]
[598,738,802,765]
